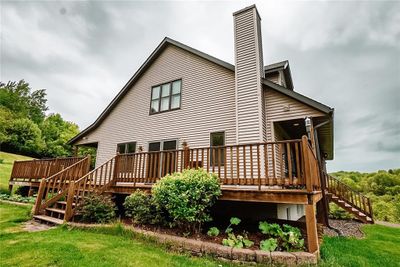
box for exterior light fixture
[305,117,312,139]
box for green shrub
[222,232,254,248]
[152,168,221,233]
[259,221,304,251]
[0,193,35,203]
[123,190,160,224]
[78,194,116,223]
[225,217,241,233]
[281,224,304,251]
[207,227,220,237]
[260,238,278,252]
[0,158,4,164]
[329,203,353,220]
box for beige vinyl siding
[234,7,264,144]
[264,88,325,178]
[76,45,236,166]
[264,88,325,142]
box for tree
[0,107,12,149]
[40,113,79,157]
[7,118,45,156]
[0,80,48,124]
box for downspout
[313,119,331,227]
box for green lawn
[320,225,400,267]
[0,202,234,267]
[0,152,32,191]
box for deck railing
[10,157,84,184]
[115,135,321,191]
[34,156,91,215]
[327,174,373,220]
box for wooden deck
[9,136,325,253]
[8,136,375,253]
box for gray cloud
[1,0,399,172]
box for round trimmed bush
[79,194,116,223]
[152,168,221,233]
[124,190,160,224]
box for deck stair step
[45,208,66,214]
[56,201,75,206]
[33,215,64,225]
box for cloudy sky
[1,0,399,172]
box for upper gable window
[150,80,181,114]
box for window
[210,132,225,166]
[150,80,181,114]
[117,142,136,154]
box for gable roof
[262,79,333,115]
[68,37,235,144]
[264,60,294,90]
[262,78,334,159]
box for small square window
[117,142,136,154]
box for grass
[0,152,32,191]
[0,202,235,267]
[320,224,400,267]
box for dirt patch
[23,220,55,232]
[323,219,364,238]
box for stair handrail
[64,155,118,221]
[33,155,91,215]
[327,174,373,221]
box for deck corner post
[64,181,76,222]
[34,178,46,215]
[305,203,319,253]
[301,135,312,192]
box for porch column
[73,146,78,157]
[305,203,319,253]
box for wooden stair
[327,175,374,224]
[33,200,69,225]
[329,194,373,223]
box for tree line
[0,80,79,158]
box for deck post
[305,203,319,253]
[183,142,190,169]
[86,154,91,174]
[8,184,13,194]
[34,178,46,215]
[301,136,312,192]
[64,181,75,222]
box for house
[9,5,374,253]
